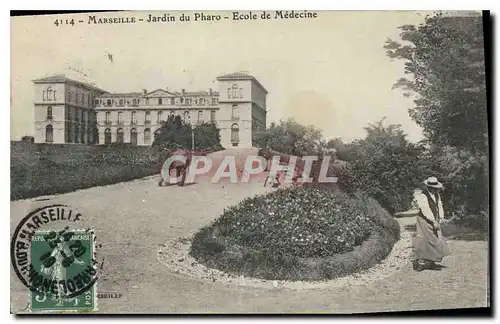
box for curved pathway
[10,149,488,313]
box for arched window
[47,106,53,120]
[116,128,124,144]
[105,111,111,124]
[144,128,151,145]
[197,110,203,123]
[45,87,53,101]
[104,128,111,144]
[130,128,138,145]
[45,125,53,143]
[117,111,123,124]
[131,111,137,124]
[145,111,151,124]
[106,99,112,106]
[231,123,239,145]
[231,84,239,98]
[231,104,239,120]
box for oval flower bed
[190,187,401,281]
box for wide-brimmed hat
[423,176,443,189]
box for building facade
[33,72,267,148]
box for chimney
[143,89,147,95]
[181,89,185,95]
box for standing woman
[413,176,451,271]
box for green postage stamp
[29,228,98,312]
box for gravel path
[10,149,489,313]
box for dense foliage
[384,13,487,153]
[253,118,325,155]
[11,142,159,200]
[190,187,400,280]
[342,119,426,214]
[385,13,489,229]
[152,114,222,151]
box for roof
[216,72,268,94]
[32,74,108,93]
[97,92,143,98]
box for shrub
[344,120,426,214]
[423,145,489,232]
[10,142,159,200]
[190,187,400,281]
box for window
[83,94,86,105]
[117,111,123,125]
[180,98,184,104]
[239,88,244,98]
[231,104,239,120]
[132,99,138,106]
[131,111,137,124]
[145,98,150,105]
[82,110,86,124]
[157,111,163,123]
[47,106,53,120]
[158,98,162,105]
[169,110,175,117]
[183,110,189,122]
[66,123,72,143]
[118,99,124,106]
[104,128,111,144]
[80,126,85,143]
[197,110,203,123]
[144,128,151,145]
[76,93,79,104]
[170,98,175,105]
[186,98,191,105]
[212,97,218,105]
[210,110,216,122]
[145,111,151,124]
[45,125,53,143]
[75,126,80,143]
[106,99,112,106]
[199,98,205,106]
[68,92,72,102]
[130,128,138,145]
[44,87,54,102]
[105,112,111,124]
[232,84,239,98]
[116,128,124,144]
[94,99,100,106]
[231,123,239,144]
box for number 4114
[54,19,75,26]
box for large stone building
[33,72,267,148]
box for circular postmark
[11,204,99,304]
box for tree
[254,118,325,155]
[384,13,487,154]
[21,135,34,143]
[347,118,426,214]
[385,12,488,228]
[152,115,221,151]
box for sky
[11,10,435,143]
